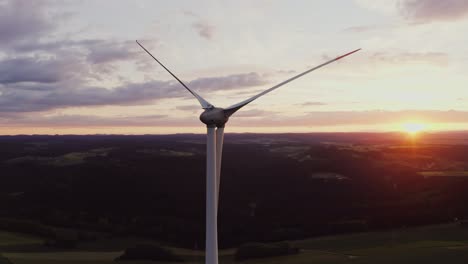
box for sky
[2,0,468,134]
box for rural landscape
[1,132,468,263]
[3,0,468,263]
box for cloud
[0,72,268,113]
[343,25,378,33]
[276,69,297,74]
[0,56,86,84]
[176,105,200,113]
[0,80,180,113]
[0,114,172,127]
[0,113,201,128]
[85,40,139,64]
[189,72,267,92]
[6,110,468,128]
[182,10,197,17]
[0,0,53,47]
[245,110,468,127]
[234,109,277,118]
[0,39,141,86]
[368,52,449,66]
[399,0,468,22]
[183,10,216,40]
[0,0,143,83]
[301,102,327,106]
[11,38,141,65]
[323,51,448,68]
[192,21,215,40]
[176,105,199,111]
[0,1,267,118]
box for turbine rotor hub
[200,107,229,127]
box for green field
[0,232,42,247]
[2,224,468,263]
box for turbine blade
[136,40,213,109]
[224,48,361,116]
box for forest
[1,133,468,249]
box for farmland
[2,224,468,263]
[1,133,468,262]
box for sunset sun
[402,122,427,135]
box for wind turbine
[136,40,360,264]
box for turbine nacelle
[200,107,229,127]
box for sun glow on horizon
[402,122,428,135]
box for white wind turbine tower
[136,40,360,264]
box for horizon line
[2,130,468,137]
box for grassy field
[0,232,42,247]
[2,224,468,263]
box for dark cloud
[0,113,200,128]
[0,37,153,91]
[192,21,215,40]
[399,0,468,22]
[0,114,173,127]
[0,0,53,47]
[0,0,143,82]
[0,1,269,117]
[14,41,67,53]
[0,72,268,113]
[0,80,179,113]
[0,56,85,84]
[11,39,140,65]
[189,72,267,92]
[83,40,145,78]
[0,39,142,89]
